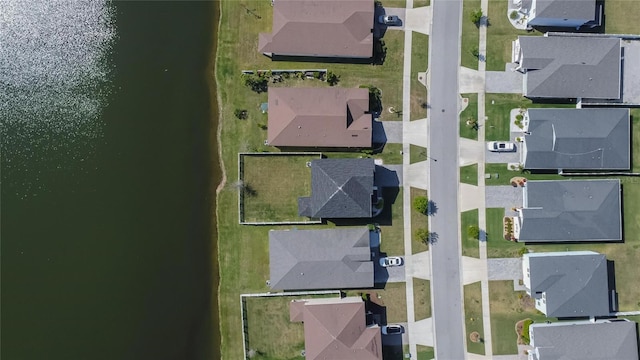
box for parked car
[379,256,403,267]
[381,324,404,335]
[487,141,515,152]
[378,15,400,25]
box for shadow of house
[371,120,388,146]
[607,260,618,312]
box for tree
[413,196,428,214]
[470,9,483,26]
[467,225,480,240]
[242,73,268,93]
[415,228,430,244]
[326,71,340,86]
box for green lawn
[461,209,480,258]
[411,187,430,254]
[632,109,640,172]
[413,278,431,320]
[461,0,481,69]
[380,0,406,8]
[464,283,485,355]
[604,0,640,34]
[489,281,548,355]
[417,346,435,360]
[241,154,320,223]
[485,0,540,71]
[325,143,403,165]
[345,282,408,323]
[413,0,430,7]
[410,144,428,164]
[459,93,478,140]
[245,294,338,359]
[486,208,526,258]
[411,32,429,120]
[377,187,405,257]
[460,164,478,186]
[484,93,575,141]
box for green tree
[413,196,428,214]
[415,228,430,244]
[242,73,268,93]
[470,9,483,26]
[467,225,480,240]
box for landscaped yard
[484,163,565,186]
[484,93,574,141]
[411,32,429,121]
[489,281,547,355]
[241,153,320,223]
[413,278,431,320]
[485,0,540,71]
[461,0,481,69]
[464,283,485,355]
[411,187,430,254]
[244,293,339,359]
[459,93,478,140]
[410,144,428,164]
[461,209,480,258]
[460,164,478,186]
[486,207,527,258]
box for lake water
[1,1,220,358]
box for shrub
[467,225,480,240]
[470,9,483,26]
[415,228,430,244]
[413,196,428,214]
[234,109,248,120]
[521,319,534,345]
[510,10,518,20]
[326,71,340,86]
[517,247,528,256]
[471,47,480,58]
[515,114,523,121]
[242,73,268,93]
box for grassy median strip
[461,0,481,70]
[460,164,478,186]
[411,32,429,121]
[413,278,431,320]
[410,144,428,164]
[411,187,430,254]
[464,282,485,355]
[459,93,478,140]
[461,209,480,258]
[417,346,435,360]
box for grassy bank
[464,283,485,355]
[461,209,480,258]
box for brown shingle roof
[259,0,374,58]
[267,87,372,148]
[291,297,382,360]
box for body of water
[1,1,219,358]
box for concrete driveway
[485,146,520,163]
[374,7,407,35]
[373,255,406,284]
[373,120,403,144]
[486,63,523,94]
[485,185,523,212]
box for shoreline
[207,0,223,358]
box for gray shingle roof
[519,180,622,242]
[525,252,610,317]
[523,108,630,170]
[529,320,639,360]
[299,158,374,218]
[269,227,374,290]
[530,0,596,23]
[518,36,621,99]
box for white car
[381,324,404,335]
[487,141,515,152]
[379,256,403,267]
[378,15,400,25]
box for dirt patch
[470,331,481,343]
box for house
[513,179,622,242]
[522,108,630,171]
[513,36,622,99]
[269,227,374,290]
[525,0,602,29]
[298,158,380,219]
[266,87,372,148]
[290,297,382,360]
[522,251,611,318]
[258,0,374,59]
[528,319,639,360]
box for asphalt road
[427,0,466,359]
